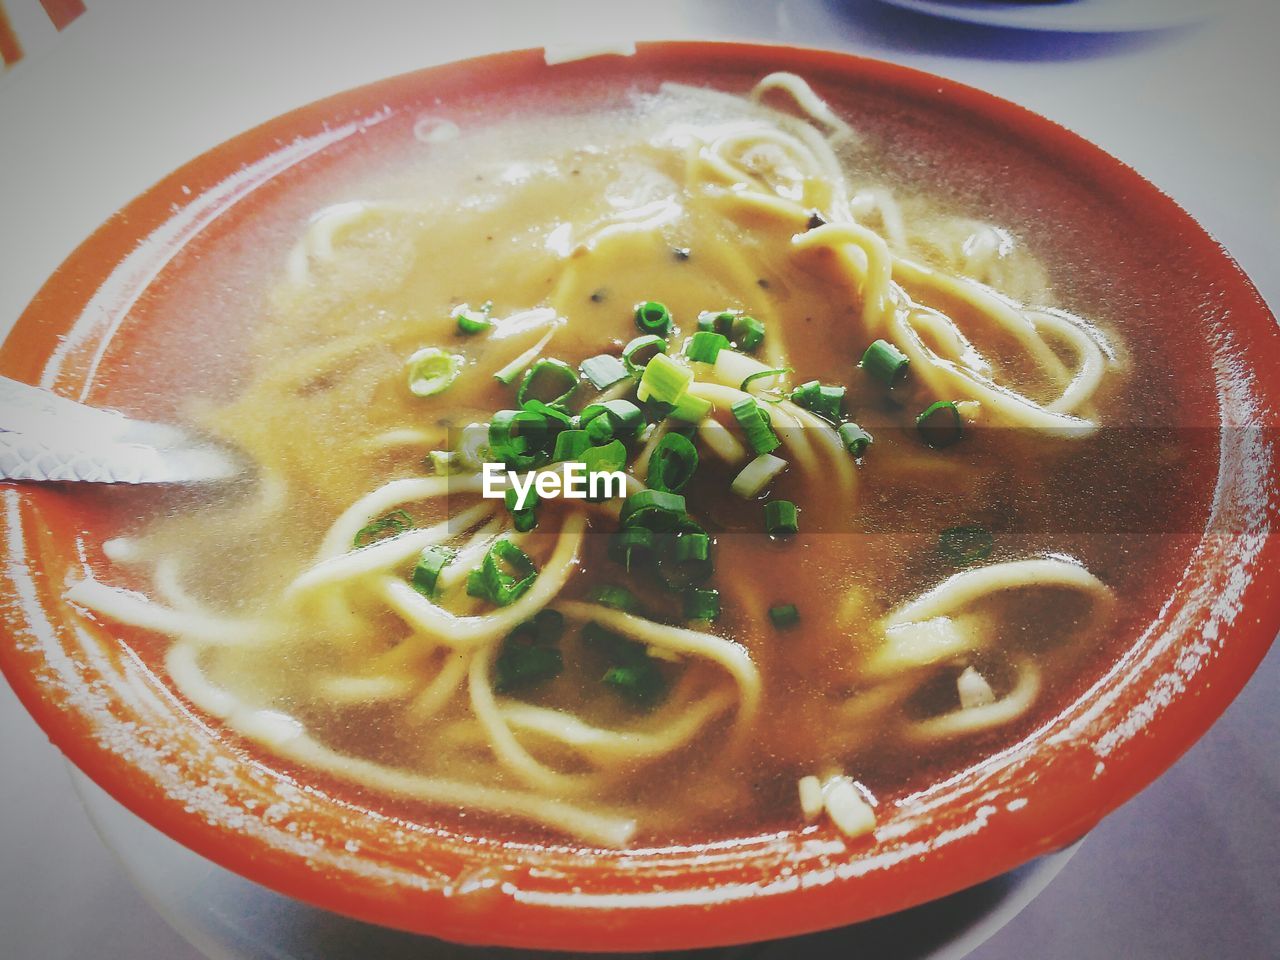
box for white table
[2,1,1277,957]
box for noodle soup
[67,74,1213,847]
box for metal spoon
[0,376,242,484]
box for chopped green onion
[452,422,491,473]
[406,347,463,397]
[466,539,538,607]
[580,399,645,443]
[634,300,673,337]
[683,587,721,621]
[917,401,963,449]
[493,326,557,385]
[453,300,492,335]
[939,525,994,566]
[790,379,846,422]
[620,489,687,531]
[669,390,712,423]
[585,413,614,444]
[697,310,736,334]
[494,610,564,692]
[622,334,669,377]
[490,409,551,470]
[427,449,457,475]
[731,396,781,455]
[579,438,627,475]
[354,509,413,547]
[838,422,873,457]
[516,358,578,408]
[686,331,729,364]
[609,527,655,570]
[768,603,800,628]
[731,453,788,498]
[504,487,539,533]
[636,353,693,405]
[647,432,699,493]
[731,315,766,352]
[580,353,629,390]
[602,662,666,706]
[411,545,455,597]
[585,623,667,705]
[860,339,910,388]
[765,500,799,536]
[519,398,573,429]
[674,531,710,563]
[589,584,639,613]
[654,518,714,589]
[551,429,592,462]
[740,367,791,399]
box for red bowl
[2,42,1277,952]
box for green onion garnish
[768,603,800,628]
[647,432,699,493]
[731,315,766,352]
[427,450,457,476]
[764,500,799,536]
[731,453,787,498]
[354,509,414,548]
[634,300,674,337]
[602,661,666,706]
[686,331,729,364]
[683,587,720,621]
[669,390,712,423]
[917,400,963,449]
[453,300,492,335]
[740,367,791,399]
[490,409,551,470]
[515,357,578,408]
[636,353,693,405]
[620,488,687,531]
[838,422,873,457]
[504,487,539,533]
[551,429,592,462]
[622,334,669,377]
[939,525,994,566]
[411,544,455,597]
[654,519,714,589]
[494,610,564,692]
[520,398,573,428]
[406,347,463,397]
[466,539,538,607]
[790,379,846,422]
[579,438,627,476]
[580,353,629,391]
[697,310,736,335]
[589,584,639,613]
[583,623,666,705]
[730,396,781,455]
[580,399,645,443]
[860,339,910,388]
[609,527,655,571]
[674,531,710,563]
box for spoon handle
[0,377,240,484]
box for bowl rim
[2,40,1278,952]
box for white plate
[72,766,1081,960]
[875,0,1217,33]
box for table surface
[1,1,1277,958]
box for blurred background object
[0,0,86,73]
[873,0,1221,33]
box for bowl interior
[1,42,1277,951]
